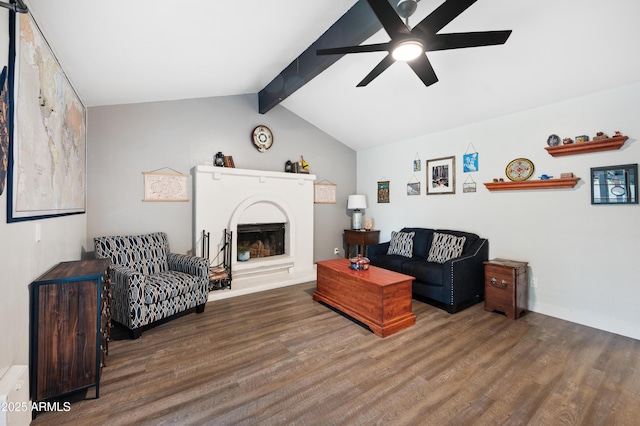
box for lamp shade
[347,195,367,210]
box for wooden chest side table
[343,229,380,258]
[29,259,111,403]
[483,258,528,319]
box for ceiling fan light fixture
[392,39,424,61]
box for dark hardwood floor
[32,282,640,425]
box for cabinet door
[36,280,98,400]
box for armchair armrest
[167,252,209,280]
[109,265,146,330]
[442,238,489,306]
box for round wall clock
[251,125,273,152]
[506,158,535,181]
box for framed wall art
[407,182,420,196]
[590,163,637,205]
[143,171,189,202]
[377,181,390,203]
[314,182,337,204]
[426,156,456,195]
[7,13,87,222]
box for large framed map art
[6,12,86,222]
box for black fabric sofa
[368,227,489,313]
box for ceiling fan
[317,0,512,87]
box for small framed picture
[426,156,456,195]
[407,182,420,196]
[463,152,478,172]
[314,183,337,204]
[377,181,390,203]
[463,182,477,193]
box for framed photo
[407,182,420,196]
[314,183,337,204]
[427,156,456,195]
[591,164,637,205]
[463,152,478,172]
[7,13,87,222]
[377,181,390,203]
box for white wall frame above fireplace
[194,166,316,299]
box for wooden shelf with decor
[484,177,580,191]
[545,136,628,157]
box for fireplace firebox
[237,223,285,258]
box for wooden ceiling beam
[258,0,387,114]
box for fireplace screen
[237,223,285,259]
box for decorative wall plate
[547,134,560,146]
[251,125,273,152]
[506,158,535,181]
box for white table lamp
[347,195,367,230]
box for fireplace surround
[194,166,316,299]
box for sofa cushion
[401,259,444,287]
[387,231,415,257]
[369,254,411,273]
[436,229,479,254]
[427,232,466,264]
[94,232,169,275]
[400,228,435,258]
[144,271,202,305]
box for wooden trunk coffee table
[314,258,415,337]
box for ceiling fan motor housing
[397,0,418,19]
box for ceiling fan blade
[317,42,391,56]
[356,54,395,87]
[366,0,411,39]
[412,0,478,36]
[408,55,439,87]
[426,30,512,51]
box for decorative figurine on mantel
[562,137,574,145]
[214,152,225,167]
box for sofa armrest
[442,238,489,306]
[167,253,209,280]
[367,242,390,257]
[109,265,146,329]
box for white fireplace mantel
[193,165,317,299]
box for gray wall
[86,94,356,261]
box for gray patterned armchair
[94,232,209,338]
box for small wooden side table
[343,229,380,258]
[483,258,528,319]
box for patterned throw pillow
[427,232,466,264]
[387,231,415,258]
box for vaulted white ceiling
[24,0,640,151]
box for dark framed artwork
[591,164,637,205]
[377,181,390,203]
[7,12,86,222]
[427,156,456,195]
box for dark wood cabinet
[483,259,528,319]
[343,229,380,258]
[29,259,111,402]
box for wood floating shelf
[484,177,580,191]
[545,136,628,157]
